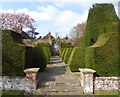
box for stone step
[42,88,78,92]
[45,82,81,87]
[34,87,83,95]
[34,56,83,95]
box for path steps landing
[33,56,83,95]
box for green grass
[1,91,23,97]
[96,91,119,97]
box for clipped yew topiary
[61,48,66,59]
[64,48,73,64]
[63,48,68,61]
[62,48,67,61]
[67,47,85,72]
[37,42,51,58]
[2,30,25,76]
[60,48,64,57]
[25,47,49,71]
[85,32,119,76]
[84,3,119,47]
[60,42,71,48]
[25,44,50,72]
[76,36,85,48]
[37,42,50,48]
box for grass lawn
[96,91,119,97]
[0,91,23,97]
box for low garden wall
[0,68,39,93]
[94,77,119,92]
[0,76,35,92]
[79,68,119,94]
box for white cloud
[16,8,29,14]
[0,1,118,37]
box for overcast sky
[0,0,119,38]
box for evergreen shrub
[37,42,51,58]
[85,32,119,76]
[61,48,65,59]
[60,42,71,48]
[68,47,85,72]
[63,48,68,61]
[61,48,67,60]
[60,48,64,57]
[64,48,73,64]
[2,30,25,76]
[76,36,85,48]
[25,46,49,72]
[84,3,119,47]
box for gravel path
[33,56,83,95]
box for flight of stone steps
[33,56,83,95]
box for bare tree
[75,22,86,38]
[69,22,86,39]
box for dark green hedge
[63,48,68,61]
[61,48,67,60]
[46,47,51,59]
[26,47,50,71]
[85,32,119,76]
[60,48,64,57]
[67,47,85,72]
[84,3,119,47]
[61,48,66,59]
[37,43,51,59]
[37,42,50,48]
[2,30,51,75]
[64,48,73,64]
[25,46,49,72]
[25,44,50,72]
[2,30,25,76]
[60,42,71,48]
[76,36,85,48]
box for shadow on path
[34,56,83,95]
[36,56,66,88]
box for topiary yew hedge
[76,36,85,48]
[67,47,85,72]
[25,43,51,72]
[37,43,51,59]
[60,48,66,59]
[61,48,67,61]
[64,48,73,64]
[60,42,71,48]
[60,48,64,57]
[85,32,119,76]
[84,3,119,47]
[2,30,51,76]
[63,48,68,61]
[2,30,26,76]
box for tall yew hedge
[2,30,25,76]
[67,47,85,72]
[84,3,119,47]
[85,32,119,76]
